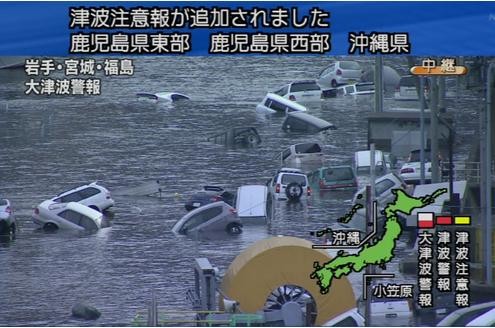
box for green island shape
[310,188,447,294]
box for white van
[279,142,324,168]
[353,150,387,176]
[235,185,270,222]
[256,93,307,114]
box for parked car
[308,165,358,191]
[437,301,495,326]
[278,142,324,169]
[267,168,311,201]
[207,127,261,147]
[394,75,430,101]
[399,149,433,184]
[322,308,365,326]
[353,150,388,176]
[32,201,103,231]
[336,82,375,96]
[136,92,190,102]
[235,185,271,222]
[273,80,322,103]
[317,61,363,89]
[48,182,114,212]
[0,198,17,235]
[352,172,408,207]
[256,92,307,114]
[282,112,336,134]
[184,186,235,212]
[172,201,242,235]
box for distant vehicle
[136,92,190,102]
[437,301,495,326]
[308,165,358,191]
[278,142,324,169]
[366,294,413,321]
[336,82,375,96]
[399,149,433,184]
[282,112,336,134]
[322,308,365,326]
[172,201,242,235]
[267,168,311,201]
[32,201,103,231]
[207,127,261,147]
[394,75,430,101]
[48,182,114,212]
[273,80,322,103]
[352,172,408,208]
[256,92,308,114]
[353,150,388,176]
[235,185,270,222]
[184,186,235,211]
[0,199,17,235]
[317,61,363,89]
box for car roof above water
[285,112,336,130]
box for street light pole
[419,77,426,184]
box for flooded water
[0,57,483,326]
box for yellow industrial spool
[219,236,356,326]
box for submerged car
[399,149,433,184]
[48,182,115,212]
[32,201,103,231]
[256,93,308,114]
[317,60,362,89]
[136,92,190,102]
[308,165,358,191]
[337,82,375,96]
[353,150,388,176]
[394,75,430,101]
[172,201,242,235]
[184,186,235,211]
[278,142,324,169]
[282,112,336,134]
[0,198,17,235]
[352,172,408,207]
[207,127,261,147]
[273,80,322,103]
[267,168,311,201]
[437,301,495,326]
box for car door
[57,209,84,230]
[195,205,224,232]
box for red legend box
[436,216,453,225]
[418,212,434,229]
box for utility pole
[365,145,376,326]
[430,76,440,183]
[484,63,494,285]
[374,56,383,113]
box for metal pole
[370,144,376,201]
[485,63,494,285]
[449,128,454,213]
[419,77,426,184]
[374,56,383,113]
[364,185,372,325]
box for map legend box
[418,212,434,229]
[454,216,471,225]
[436,216,453,225]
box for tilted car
[317,60,363,89]
[273,80,322,103]
[308,165,358,191]
[172,201,242,235]
[32,201,103,231]
[48,182,114,212]
[256,92,308,114]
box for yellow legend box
[454,216,471,225]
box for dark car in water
[184,186,235,211]
[207,127,261,147]
[282,112,336,134]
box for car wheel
[43,223,58,232]
[226,223,242,235]
[89,205,100,212]
[331,79,338,88]
[285,182,303,202]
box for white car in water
[317,61,363,89]
[0,198,17,235]
[267,168,311,201]
[256,92,307,114]
[273,80,322,103]
[32,201,103,231]
[46,182,114,212]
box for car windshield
[325,167,354,181]
[356,84,375,92]
[295,143,321,154]
[281,174,307,186]
[340,61,361,70]
[291,82,320,92]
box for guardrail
[439,161,495,183]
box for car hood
[401,162,432,169]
